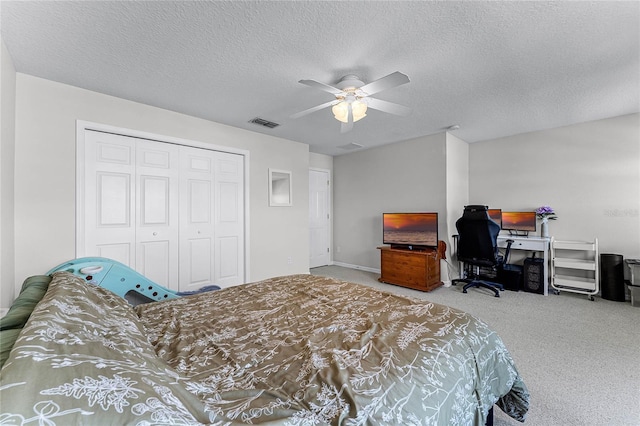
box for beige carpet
[310,265,640,426]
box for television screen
[383,212,438,248]
[501,211,536,232]
[487,208,502,226]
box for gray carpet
[310,265,640,426]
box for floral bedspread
[0,272,528,425]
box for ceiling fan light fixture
[332,100,367,123]
[293,71,410,132]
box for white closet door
[84,131,136,267]
[81,127,245,292]
[135,140,180,290]
[214,151,244,287]
[178,146,216,292]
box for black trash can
[600,254,625,301]
[497,264,523,291]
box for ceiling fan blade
[365,97,412,116]
[290,100,337,119]
[359,71,410,96]
[298,79,343,95]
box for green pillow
[19,275,51,294]
[0,328,22,369]
[0,275,51,331]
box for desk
[497,235,550,295]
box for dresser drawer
[378,246,442,292]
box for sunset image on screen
[383,213,437,246]
[487,209,502,224]
[501,212,536,231]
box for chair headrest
[464,205,488,212]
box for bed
[0,271,529,425]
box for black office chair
[453,205,514,297]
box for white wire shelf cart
[551,238,600,300]
[551,238,599,300]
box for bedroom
[0,1,639,425]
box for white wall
[0,38,16,311]
[469,113,640,259]
[445,133,470,259]
[443,133,470,282]
[332,113,639,275]
[309,152,333,170]
[333,133,447,271]
[11,74,310,303]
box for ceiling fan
[291,71,412,133]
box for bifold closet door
[83,131,137,268]
[212,151,244,288]
[135,140,179,290]
[83,131,180,290]
[82,129,244,292]
[178,147,244,291]
[178,146,216,292]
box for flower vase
[541,218,549,238]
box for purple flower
[536,206,557,220]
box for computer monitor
[487,209,502,227]
[501,211,536,235]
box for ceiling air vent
[249,117,280,129]
[337,143,364,150]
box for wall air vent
[249,117,280,129]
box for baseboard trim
[331,261,381,275]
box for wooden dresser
[378,241,446,292]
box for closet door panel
[95,243,132,266]
[140,176,169,224]
[136,140,179,290]
[187,238,213,284]
[218,236,239,279]
[179,147,216,292]
[214,152,244,287]
[138,240,171,287]
[97,173,131,226]
[84,131,136,267]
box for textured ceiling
[2,1,638,156]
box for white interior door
[309,168,330,268]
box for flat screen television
[487,208,502,227]
[501,211,536,234]
[383,212,438,249]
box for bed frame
[47,257,218,305]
